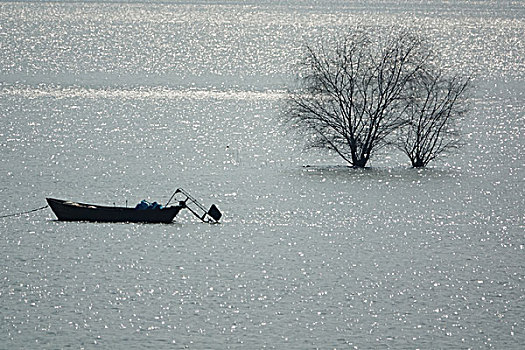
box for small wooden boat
[46,198,184,223]
[46,188,222,224]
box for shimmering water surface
[1,1,524,348]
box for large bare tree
[285,30,431,167]
[397,69,470,167]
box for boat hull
[46,198,182,223]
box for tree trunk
[411,158,426,168]
[353,158,369,168]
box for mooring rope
[0,205,49,219]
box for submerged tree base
[411,160,426,168]
[351,159,369,168]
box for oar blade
[208,205,222,222]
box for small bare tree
[398,69,470,167]
[285,30,431,167]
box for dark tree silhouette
[398,70,470,167]
[285,30,431,167]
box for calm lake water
[1,0,524,348]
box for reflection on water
[1,84,285,101]
[1,1,524,349]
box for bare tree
[398,69,470,167]
[285,30,431,167]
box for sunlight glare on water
[1,0,524,349]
